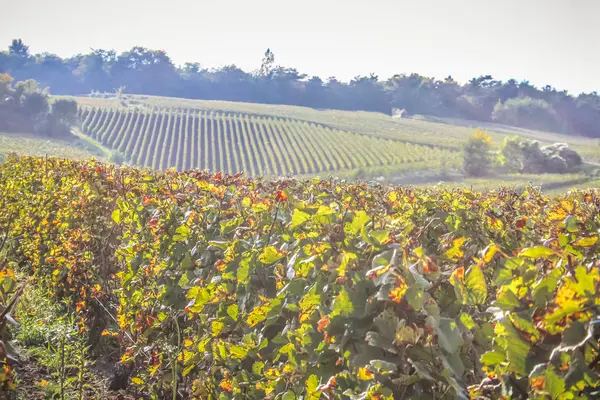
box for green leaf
[574,266,598,295]
[173,224,191,242]
[291,209,311,230]
[331,287,354,317]
[337,251,356,277]
[366,309,401,354]
[180,253,195,270]
[405,286,425,310]
[227,304,239,321]
[465,264,487,305]
[558,234,569,247]
[237,257,250,284]
[281,391,296,400]
[519,246,556,258]
[436,318,464,354]
[545,367,566,399]
[252,361,264,376]
[369,229,390,245]
[220,217,244,235]
[480,351,505,366]
[460,313,476,330]
[369,359,397,374]
[345,210,370,235]
[532,273,559,307]
[494,287,521,310]
[496,318,531,376]
[443,351,465,378]
[558,321,590,351]
[259,246,286,264]
[565,216,579,233]
[230,345,248,359]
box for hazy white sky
[1,0,599,94]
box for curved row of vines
[0,154,598,399]
[78,106,457,175]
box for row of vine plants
[79,107,459,175]
[0,154,598,398]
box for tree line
[2,39,600,137]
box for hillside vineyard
[79,106,451,175]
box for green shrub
[498,136,526,172]
[499,137,583,174]
[109,151,127,165]
[463,129,492,176]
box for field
[62,95,600,192]
[77,105,454,176]
[0,155,598,399]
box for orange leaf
[317,316,330,333]
[220,379,233,393]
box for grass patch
[13,283,111,399]
[0,131,104,161]
[70,128,111,158]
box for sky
[1,0,599,94]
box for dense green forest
[2,39,600,137]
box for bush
[499,137,583,174]
[109,151,127,165]
[463,129,492,176]
[50,99,78,126]
[498,136,526,172]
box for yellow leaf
[445,237,466,261]
[131,377,144,385]
[357,367,374,380]
[482,244,499,263]
[572,236,598,247]
[389,276,407,303]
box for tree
[2,39,600,137]
[8,39,29,57]
[50,99,78,125]
[348,74,389,113]
[463,130,492,177]
[492,97,559,132]
[0,73,14,103]
[259,48,275,78]
[0,75,76,137]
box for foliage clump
[492,96,560,132]
[462,129,493,176]
[108,151,127,165]
[499,136,582,173]
[0,74,77,137]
